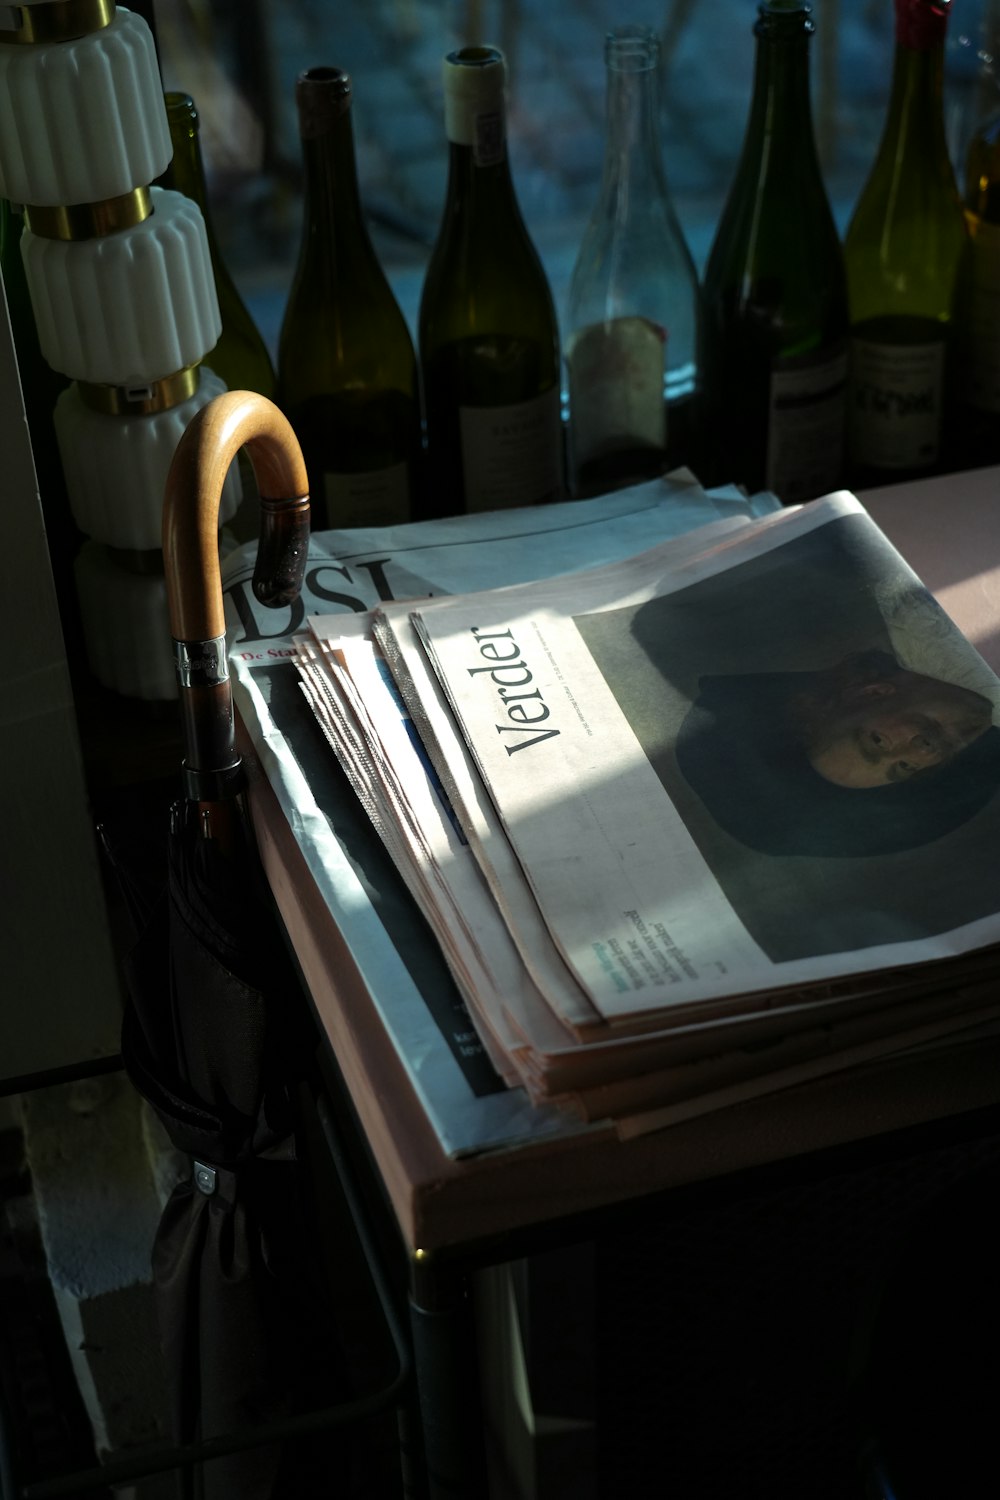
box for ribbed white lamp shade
[21,187,221,383]
[54,366,242,551]
[74,542,177,701]
[0,8,170,206]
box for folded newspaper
[225,475,1000,1151]
[289,488,1000,1127]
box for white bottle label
[962,216,1000,412]
[458,388,562,511]
[849,336,944,470]
[472,110,505,167]
[323,461,411,529]
[566,316,667,471]
[766,347,848,502]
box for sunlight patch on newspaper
[415,600,765,1016]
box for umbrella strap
[192,1160,219,1196]
[189,1136,294,1198]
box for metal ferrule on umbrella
[163,389,310,810]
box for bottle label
[566,317,667,472]
[848,335,944,470]
[961,216,1000,413]
[323,461,411,529]
[458,388,562,511]
[766,347,848,502]
[444,97,507,164]
[473,111,505,167]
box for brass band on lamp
[0,0,115,45]
[23,185,151,241]
[78,363,201,417]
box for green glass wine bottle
[160,91,276,401]
[951,75,1000,468]
[419,46,563,516]
[277,66,422,531]
[703,0,848,503]
[843,0,968,487]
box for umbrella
[115,391,397,1499]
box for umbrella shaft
[178,679,239,784]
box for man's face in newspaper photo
[800,668,994,790]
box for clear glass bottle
[564,25,704,497]
[419,45,563,516]
[703,1,848,503]
[278,66,422,531]
[843,0,969,487]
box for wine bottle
[951,82,1000,467]
[419,45,563,515]
[843,0,968,487]
[278,66,422,531]
[703,1,848,503]
[160,92,276,403]
[564,25,705,498]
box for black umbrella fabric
[121,803,335,1500]
[118,391,341,1499]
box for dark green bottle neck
[162,92,266,350]
[881,28,951,168]
[163,102,210,208]
[161,95,233,290]
[300,107,369,255]
[743,8,818,170]
[444,132,522,227]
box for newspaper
[296,607,1000,1125]
[225,473,784,1156]
[360,492,1000,1086]
[228,472,1000,1148]
[287,488,1000,1138]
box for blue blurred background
[152,0,1000,348]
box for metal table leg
[409,1253,490,1499]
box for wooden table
[238,464,1000,1497]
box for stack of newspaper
[233,479,1000,1139]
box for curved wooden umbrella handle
[163,391,310,799]
[164,389,310,643]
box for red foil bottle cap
[894,0,950,50]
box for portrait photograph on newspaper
[575,509,1000,966]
